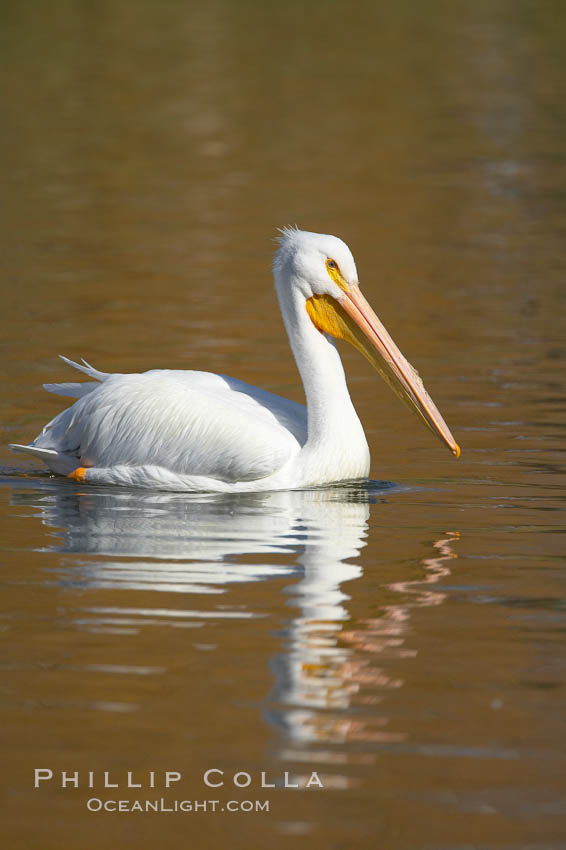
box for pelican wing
[29,367,307,483]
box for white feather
[58,355,109,382]
[8,444,79,475]
[43,382,99,398]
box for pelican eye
[325,258,349,292]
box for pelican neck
[275,281,362,449]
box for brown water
[1,1,566,847]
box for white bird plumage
[10,229,460,491]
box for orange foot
[68,467,88,482]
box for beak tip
[452,443,461,459]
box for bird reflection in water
[7,477,459,784]
[8,477,380,593]
[266,505,460,779]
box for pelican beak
[306,286,460,457]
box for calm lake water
[2,1,566,848]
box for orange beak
[306,285,460,457]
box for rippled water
[2,1,566,848]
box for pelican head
[274,226,359,299]
[274,227,460,458]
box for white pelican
[10,228,460,491]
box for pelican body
[10,229,459,491]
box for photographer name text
[34,768,323,790]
